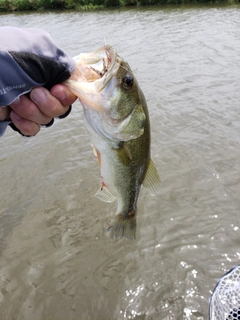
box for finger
[30,86,76,119]
[10,111,41,136]
[10,95,52,125]
[0,106,11,121]
[50,84,77,108]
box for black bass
[65,45,160,239]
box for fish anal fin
[94,186,115,203]
[143,159,161,195]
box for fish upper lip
[104,45,117,75]
[94,45,118,93]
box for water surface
[1,4,240,319]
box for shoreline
[0,0,239,12]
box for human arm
[0,26,77,136]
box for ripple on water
[1,5,240,319]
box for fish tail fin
[107,211,137,240]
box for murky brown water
[1,4,240,319]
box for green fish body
[65,45,160,239]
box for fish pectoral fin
[91,144,101,167]
[94,186,116,203]
[143,158,161,195]
[112,143,132,166]
[122,144,132,160]
[91,144,98,157]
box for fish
[64,45,160,239]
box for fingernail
[31,88,47,103]
[51,88,66,101]
[11,111,21,121]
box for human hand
[0,27,78,136]
[7,84,77,136]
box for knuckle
[11,97,36,119]
[40,99,62,118]
[20,121,40,136]
[47,104,59,118]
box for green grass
[0,0,238,11]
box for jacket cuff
[0,121,11,136]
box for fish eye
[123,74,134,88]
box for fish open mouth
[89,45,114,78]
[64,45,119,112]
[71,44,118,90]
[92,45,119,93]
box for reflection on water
[1,4,240,319]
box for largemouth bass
[65,45,160,239]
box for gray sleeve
[0,121,10,137]
[0,27,75,106]
[0,27,76,136]
[0,50,45,106]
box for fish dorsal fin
[94,186,116,203]
[143,159,161,195]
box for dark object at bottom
[227,308,240,320]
